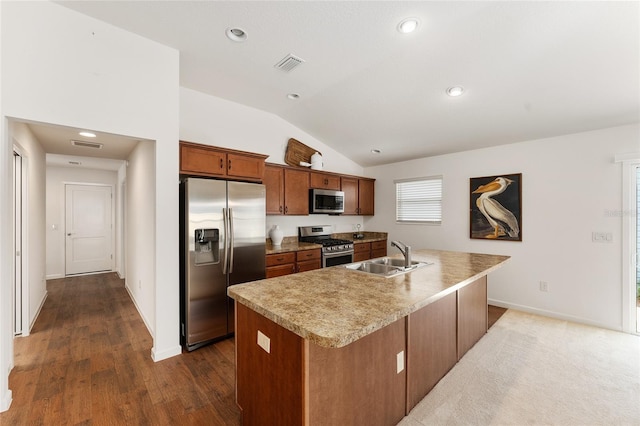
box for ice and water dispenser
[194,228,219,265]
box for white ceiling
[52,1,638,167]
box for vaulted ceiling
[52,1,639,166]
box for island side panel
[457,276,488,359]
[235,302,305,426]
[307,319,406,426]
[406,291,458,412]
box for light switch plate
[397,351,404,373]
[257,330,271,353]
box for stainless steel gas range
[298,225,354,267]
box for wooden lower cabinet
[307,320,406,426]
[265,252,296,278]
[235,276,489,424]
[353,242,371,262]
[371,240,387,258]
[266,249,321,278]
[296,249,321,272]
[457,275,488,359]
[235,303,406,426]
[406,292,458,411]
[236,303,305,426]
[353,240,387,262]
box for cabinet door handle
[285,206,288,214]
[220,158,224,169]
[279,206,283,213]
[292,265,297,273]
[228,159,232,170]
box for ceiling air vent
[274,54,305,72]
[71,140,103,149]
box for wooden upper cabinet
[358,179,375,215]
[180,143,225,176]
[264,165,285,215]
[310,172,341,190]
[341,177,375,215]
[341,177,359,215]
[226,152,265,181]
[179,141,267,182]
[284,168,310,215]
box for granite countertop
[266,237,321,255]
[228,249,510,348]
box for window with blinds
[395,176,443,224]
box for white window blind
[395,176,442,223]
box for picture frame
[470,173,522,241]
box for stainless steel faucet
[390,240,412,268]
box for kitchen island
[228,249,510,426]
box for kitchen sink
[368,257,424,268]
[341,257,431,278]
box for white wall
[365,124,640,331]
[0,1,9,412]
[124,141,156,334]
[45,165,118,279]
[0,2,180,410]
[180,87,369,238]
[10,122,47,332]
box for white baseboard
[124,285,154,337]
[45,273,63,280]
[0,389,12,413]
[488,298,623,332]
[151,345,182,362]
[27,291,48,336]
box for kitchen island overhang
[228,249,510,425]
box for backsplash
[266,215,367,239]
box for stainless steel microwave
[310,189,345,214]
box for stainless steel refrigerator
[180,177,266,351]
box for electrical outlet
[592,232,613,243]
[539,281,548,292]
[257,330,271,353]
[396,351,404,373]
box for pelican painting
[470,174,521,241]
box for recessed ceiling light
[397,18,420,34]
[446,86,465,97]
[79,131,96,138]
[371,149,381,154]
[287,93,300,100]
[226,27,247,42]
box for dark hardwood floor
[0,272,508,424]
[0,273,241,425]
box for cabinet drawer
[266,264,296,278]
[371,248,387,258]
[266,252,296,267]
[353,242,371,254]
[297,259,321,273]
[371,240,386,250]
[353,252,370,262]
[296,249,321,262]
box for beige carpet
[399,310,640,426]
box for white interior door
[65,184,113,275]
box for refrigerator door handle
[222,207,229,275]
[229,207,235,274]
